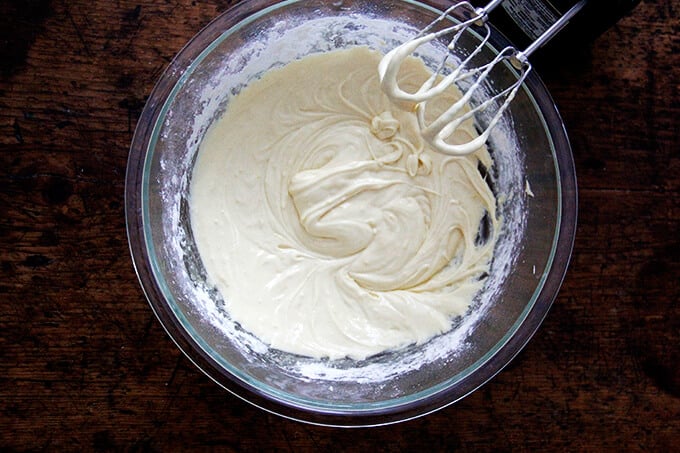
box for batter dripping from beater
[190,47,498,360]
[378,0,587,155]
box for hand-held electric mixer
[378,0,587,156]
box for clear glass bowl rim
[125,0,578,427]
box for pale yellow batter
[190,47,498,360]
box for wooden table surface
[1,0,678,450]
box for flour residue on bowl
[157,13,526,385]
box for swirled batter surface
[190,47,498,360]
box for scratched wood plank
[0,0,678,450]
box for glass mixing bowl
[125,0,577,426]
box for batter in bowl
[190,47,498,360]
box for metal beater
[378,0,587,155]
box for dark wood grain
[1,0,678,450]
